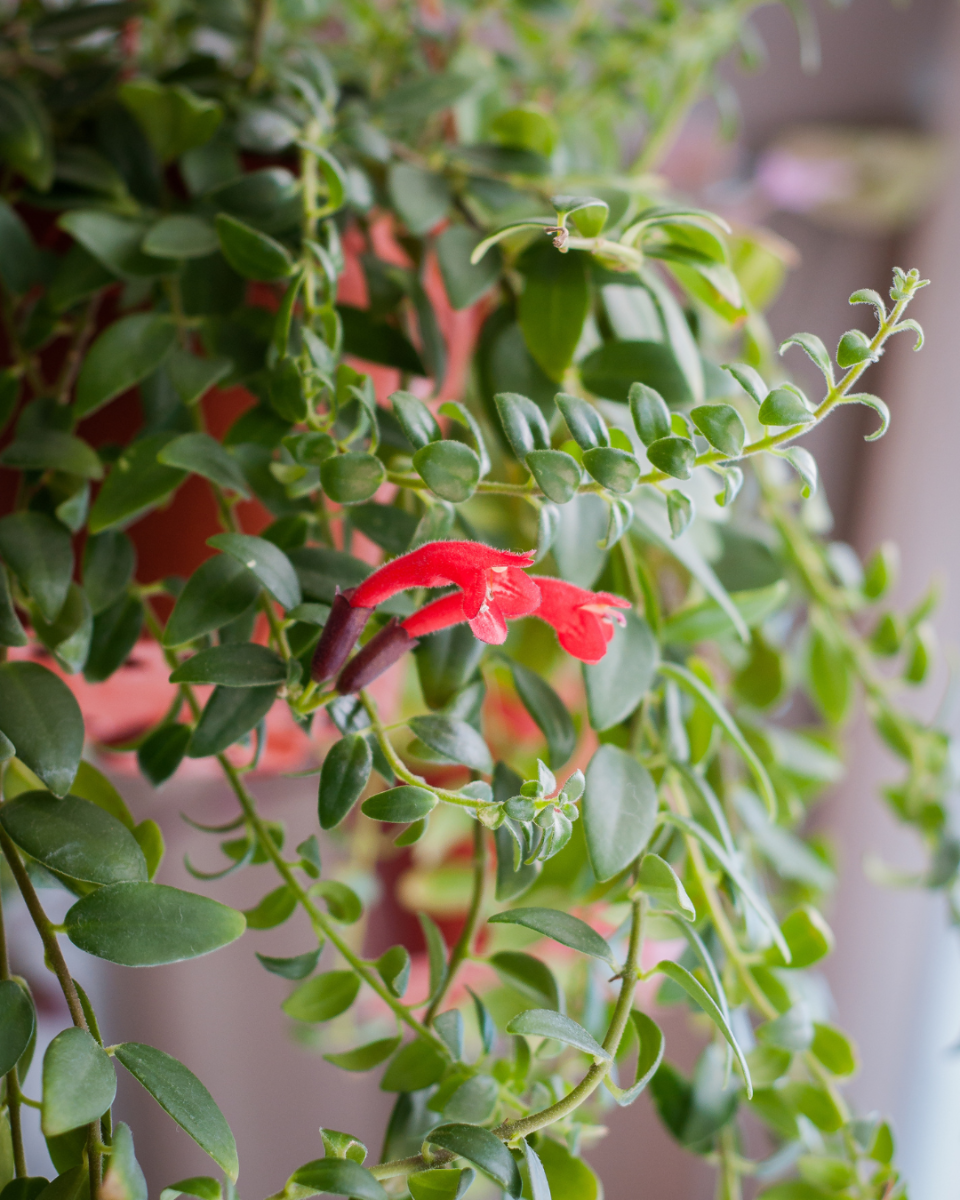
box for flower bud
[336,618,419,694]
[310,588,373,683]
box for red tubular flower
[349,541,541,645]
[531,576,631,663]
[401,592,467,639]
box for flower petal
[401,592,467,638]
[468,603,509,644]
[351,541,535,608]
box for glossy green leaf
[320,453,386,505]
[30,581,92,675]
[0,512,73,624]
[187,684,278,757]
[489,907,614,966]
[114,1042,238,1180]
[287,1159,386,1200]
[757,386,814,427]
[82,594,142,683]
[207,532,302,611]
[390,391,442,449]
[374,945,411,998]
[282,971,360,1023]
[436,226,500,310]
[408,716,492,773]
[324,1037,401,1072]
[408,1167,475,1200]
[137,723,191,787]
[507,1009,610,1059]
[555,392,609,450]
[517,243,589,381]
[507,659,576,768]
[119,79,222,162]
[362,786,437,823]
[164,555,261,646]
[525,449,582,504]
[0,979,35,1076]
[256,948,321,981]
[318,734,373,829]
[157,434,250,497]
[412,442,480,504]
[380,1039,447,1092]
[628,382,671,446]
[494,391,551,460]
[488,951,560,1010]
[425,1124,521,1198]
[583,744,658,881]
[633,854,695,920]
[88,434,188,533]
[75,314,177,420]
[583,609,655,730]
[41,1028,116,1137]
[65,882,245,965]
[215,213,292,281]
[243,884,297,931]
[0,792,147,886]
[0,662,84,796]
[170,643,285,687]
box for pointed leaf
[42,1028,116,1137]
[506,1009,610,1059]
[583,745,658,881]
[0,662,83,796]
[324,1037,401,1072]
[605,1010,664,1105]
[287,1159,385,1200]
[654,961,751,1096]
[75,314,177,419]
[169,644,285,687]
[88,434,187,533]
[318,734,372,830]
[0,979,35,1076]
[187,684,278,757]
[282,971,360,1023]
[207,533,302,611]
[407,716,492,773]
[0,512,73,624]
[633,854,695,919]
[506,659,576,768]
[157,434,250,497]
[425,1125,522,1197]
[583,610,658,731]
[488,907,614,967]
[163,556,261,646]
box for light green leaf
[282,971,360,1023]
[584,610,658,731]
[42,1028,116,1137]
[323,1037,401,1073]
[605,1010,664,1105]
[506,1009,610,1059]
[583,744,658,881]
[101,1123,147,1200]
[488,906,614,966]
[408,1168,474,1200]
[379,1039,448,1092]
[633,854,695,920]
[320,453,386,505]
[243,884,297,930]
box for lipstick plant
[0,2,948,1200]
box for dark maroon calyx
[310,587,373,683]
[336,619,419,694]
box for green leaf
[119,80,222,163]
[408,1168,474,1200]
[782,1082,844,1133]
[408,716,492,773]
[663,581,788,644]
[215,214,292,281]
[494,391,551,460]
[379,1039,448,1092]
[114,1042,238,1180]
[349,504,417,557]
[286,1160,386,1200]
[488,951,560,1011]
[779,332,834,383]
[390,391,442,449]
[137,724,191,787]
[810,1023,856,1077]
[766,905,834,969]
[324,1037,402,1073]
[362,786,437,823]
[525,449,582,504]
[206,532,302,611]
[689,404,745,457]
[522,1141,550,1200]
[84,595,144,682]
[42,1028,116,1137]
[282,971,360,1023]
[654,961,752,1096]
[605,1010,664,1106]
[0,431,102,479]
[0,79,53,191]
[339,306,426,375]
[88,434,188,533]
[807,624,852,724]
[243,884,297,930]
[320,453,386,505]
[311,880,363,925]
[0,512,73,624]
[583,744,658,881]
[844,392,890,441]
[187,684,278,758]
[419,913,448,1002]
[29,582,92,676]
[0,792,147,887]
[628,382,672,446]
[0,662,83,797]
[412,441,480,503]
[159,1176,222,1200]
[581,446,639,494]
[436,226,500,310]
[633,854,695,919]
[164,555,261,646]
[65,882,245,965]
[517,243,589,381]
[506,1009,609,1059]
[0,979,35,1076]
[581,340,693,406]
[659,662,777,816]
[534,1139,600,1200]
[374,945,411,998]
[142,215,218,260]
[0,562,27,647]
[489,907,614,966]
[157,434,250,498]
[757,386,815,427]
[318,735,373,830]
[506,659,576,768]
[425,1125,521,1198]
[646,435,695,480]
[170,643,285,688]
[75,314,177,420]
[583,610,658,731]
[59,211,172,281]
[100,1123,147,1200]
[388,164,451,235]
[256,947,321,981]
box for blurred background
[9,0,960,1195]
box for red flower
[531,577,631,663]
[401,592,467,639]
[350,541,540,645]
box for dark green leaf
[142,216,218,260]
[207,532,302,611]
[436,226,500,310]
[30,582,92,675]
[88,434,188,533]
[170,643,285,687]
[282,971,360,1022]
[0,79,53,191]
[0,198,40,294]
[362,786,437,823]
[0,562,27,648]
[388,163,450,235]
[348,505,418,556]
[517,243,589,381]
[556,392,609,450]
[488,951,560,1010]
[187,684,278,757]
[582,446,640,494]
[318,735,373,829]
[320,453,386,505]
[0,792,147,886]
[506,1009,609,1059]
[119,80,222,163]
[0,512,73,624]
[425,1124,521,1197]
[0,979,35,1076]
[412,441,480,503]
[157,434,249,497]
[415,625,484,709]
[256,948,321,981]
[114,1042,238,1180]
[244,884,297,930]
[75,314,177,420]
[137,724,191,787]
[494,391,550,460]
[628,382,671,446]
[324,1037,401,1072]
[287,1160,385,1200]
[84,594,144,682]
[163,555,260,646]
[338,306,425,375]
[41,1029,116,1137]
[0,430,102,479]
[581,340,693,406]
[390,391,441,449]
[583,744,657,881]
[65,882,245,966]
[646,435,695,480]
[507,659,576,768]
[0,662,83,796]
[408,716,492,773]
[82,532,135,616]
[489,907,614,966]
[215,214,291,281]
[525,449,582,504]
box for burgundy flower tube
[336,619,419,694]
[310,587,374,683]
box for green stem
[423,820,486,1026]
[0,888,26,1177]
